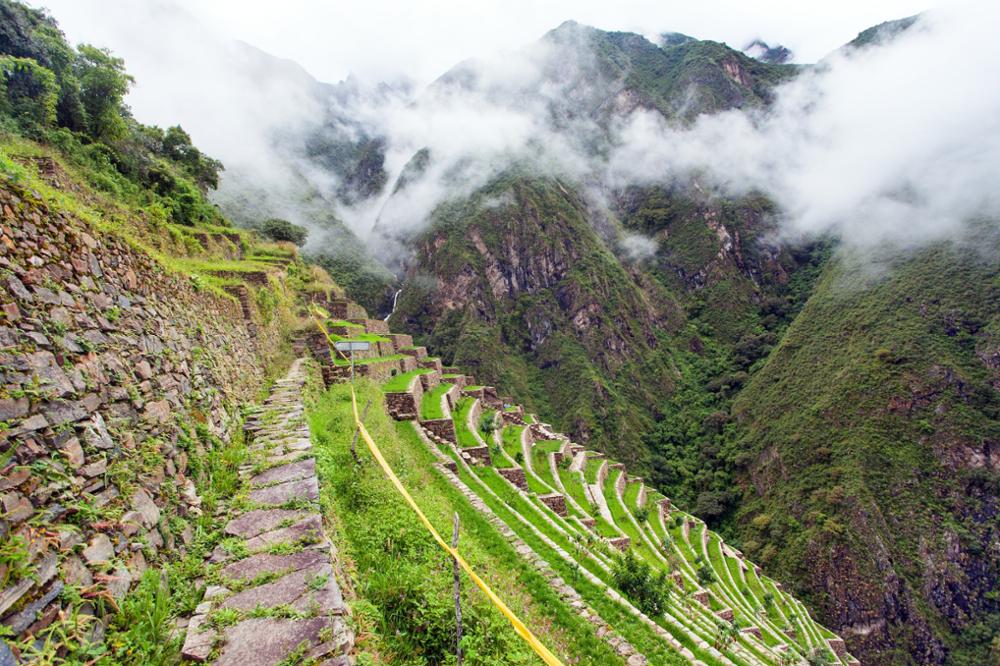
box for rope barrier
[310,307,565,666]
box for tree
[260,218,308,246]
[161,125,223,191]
[73,44,133,141]
[611,550,670,616]
[0,55,58,130]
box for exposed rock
[82,533,114,565]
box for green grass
[502,426,525,462]
[381,368,433,393]
[583,457,604,484]
[453,397,483,448]
[308,378,631,666]
[331,354,405,367]
[420,383,454,420]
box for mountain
[728,231,1000,664]
[207,14,996,665]
[358,19,998,666]
[743,39,793,64]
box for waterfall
[384,286,403,322]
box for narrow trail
[181,360,353,665]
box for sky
[36,0,929,88]
[24,0,1000,259]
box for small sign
[334,341,371,352]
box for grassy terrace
[501,425,524,463]
[332,353,405,366]
[445,447,690,666]
[583,456,604,484]
[420,382,454,420]
[327,319,364,329]
[622,478,642,511]
[313,378,631,665]
[382,368,434,392]
[364,367,851,665]
[453,397,482,448]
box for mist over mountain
[6,1,999,663]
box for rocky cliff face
[391,176,683,463]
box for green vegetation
[611,551,671,616]
[425,368,846,665]
[728,239,1000,664]
[0,0,223,226]
[420,382,454,420]
[308,379,628,666]
[453,397,482,448]
[259,217,308,246]
[382,368,433,393]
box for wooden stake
[350,399,372,464]
[453,512,463,666]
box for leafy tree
[260,218,309,246]
[73,44,133,141]
[611,550,670,616]
[160,125,223,191]
[0,55,57,130]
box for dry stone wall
[0,183,279,647]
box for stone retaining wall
[538,493,568,517]
[418,357,443,372]
[497,467,528,490]
[419,371,440,392]
[388,333,413,349]
[460,445,492,466]
[0,183,280,649]
[421,418,457,444]
[323,356,416,384]
[348,318,389,335]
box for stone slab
[250,459,315,488]
[248,477,319,507]
[225,509,310,539]
[214,616,348,666]
[220,549,327,584]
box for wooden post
[350,399,372,464]
[452,512,463,666]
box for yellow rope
[310,307,565,666]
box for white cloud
[606,3,1000,249]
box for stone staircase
[180,360,353,665]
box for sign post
[334,341,371,383]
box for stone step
[181,360,353,664]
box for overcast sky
[36,0,929,88]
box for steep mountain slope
[727,233,1000,665]
[386,25,804,462]
[391,174,683,464]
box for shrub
[611,550,670,616]
[260,218,308,246]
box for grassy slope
[728,238,1000,664]
[308,379,626,665]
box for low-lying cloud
[35,0,1000,267]
[607,3,1000,251]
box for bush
[260,217,308,246]
[611,550,670,616]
